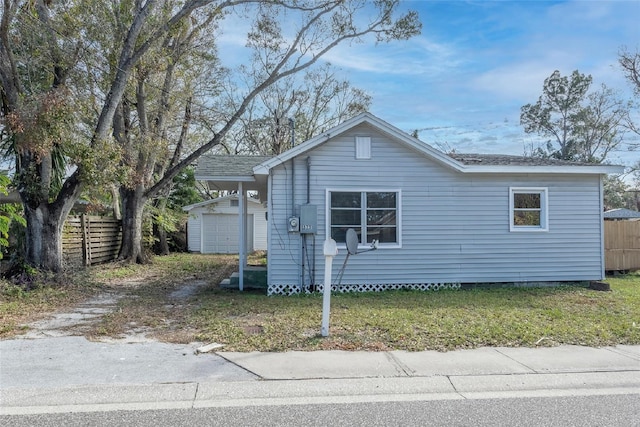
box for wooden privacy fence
[63,215,122,267]
[604,220,640,271]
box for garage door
[201,214,253,254]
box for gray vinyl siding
[268,123,604,288]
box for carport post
[238,182,244,291]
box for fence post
[81,214,90,266]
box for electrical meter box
[287,216,299,232]
[300,204,317,234]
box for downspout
[290,118,296,215]
[307,156,316,288]
[291,159,295,215]
[290,118,303,291]
[306,157,311,204]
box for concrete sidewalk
[1,338,639,415]
[218,345,640,379]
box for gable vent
[355,136,371,159]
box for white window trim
[325,188,402,249]
[509,187,549,232]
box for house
[604,208,640,221]
[183,194,267,254]
[196,113,624,294]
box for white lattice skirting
[267,282,461,296]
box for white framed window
[355,136,371,159]
[326,189,401,247]
[509,187,548,232]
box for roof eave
[195,175,256,182]
[460,165,625,174]
[182,194,260,211]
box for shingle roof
[448,153,594,167]
[197,155,274,177]
[604,208,640,219]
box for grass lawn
[2,253,639,351]
[191,273,640,352]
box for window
[355,136,371,159]
[509,187,548,232]
[328,190,400,246]
[230,199,239,207]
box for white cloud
[321,37,462,77]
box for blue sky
[325,0,640,169]
[220,1,640,171]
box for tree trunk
[22,204,67,272]
[153,223,170,256]
[118,186,148,264]
[152,197,171,256]
[19,168,81,273]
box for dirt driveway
[11,256,238,344]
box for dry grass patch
[0,271,102,338]
[0,254,236,340]
[88,254,236,341]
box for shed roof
[196,154,273,192]
[196,155,274,178]
[604,208,640,219]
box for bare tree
[619,47,640,148]
[226,63,371,155]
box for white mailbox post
[321,238,338,337]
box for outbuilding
[183,195,267,254]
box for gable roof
[252,112,623,176]
[182,194,263,212]
[604,208,640,219]
[253,112,462,175]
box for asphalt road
[2,394,639,427]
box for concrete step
[220,267,267,291]
[229,268,267,287]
